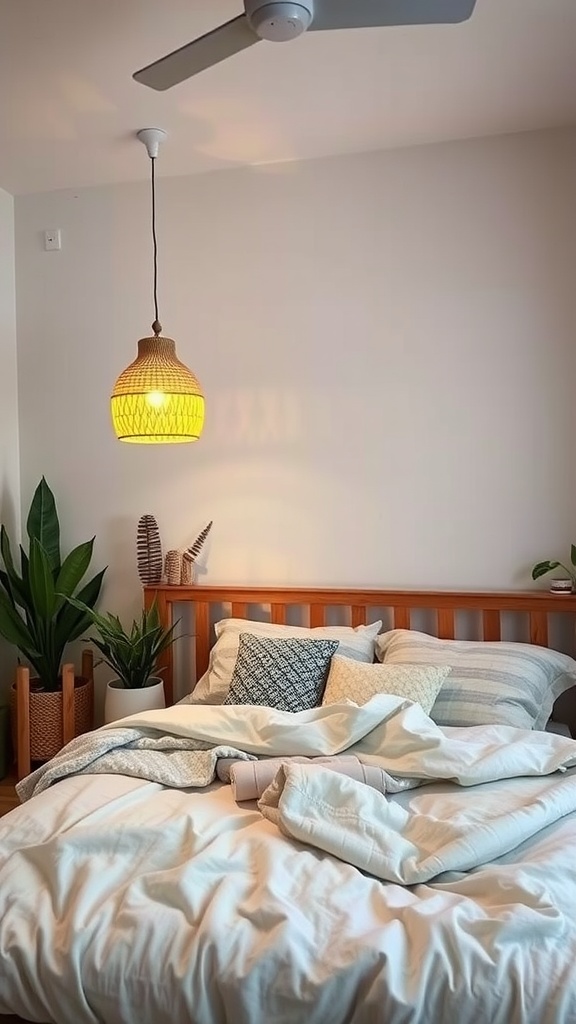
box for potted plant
[0,478,106,761]
[532,546,576,593]
[69,599,179,723]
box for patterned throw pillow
[224,633,339,713]
[322,655,450,715]
[190,617,382,705]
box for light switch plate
[44,229,61,251]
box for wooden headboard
[143,585,576,708]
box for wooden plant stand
[15,650,94,781]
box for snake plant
[0,478,106,691]
[67,599,179,689]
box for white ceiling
[1,0,575,195]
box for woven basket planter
[10,677,93,761]
[10,651,94,778]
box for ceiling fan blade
[309,0,477,31]
[133,14,260,91]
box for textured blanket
[18,694,576,806]
[16,727,256,802]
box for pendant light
[110,127,205,443]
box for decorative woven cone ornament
[111,333,205,443]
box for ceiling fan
[133,0,478,91]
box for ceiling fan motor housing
[246,1,313,41]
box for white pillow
[376,629,576,730]
[322,655,450,715]
[190,617,382,705]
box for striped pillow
[190,617,382,705]
[375,629,576,730]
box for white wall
[13,127,576,632]
[0,187,20,695]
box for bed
[1,585,576,1024]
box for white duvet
[2,697,576,1024]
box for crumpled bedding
[3,696,576,1024]
[18,694,576,800]
[259,758,576,883]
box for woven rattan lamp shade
[111,335,205,443]
[112,129,205,444]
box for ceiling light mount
[136,127,167,160]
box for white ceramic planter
[548,578,574,594]
[104,676,165,725]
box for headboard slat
[271,603,287,625]
[483,610,501,641]
[231,603,247,619]
[310,604,326,627]
[530,611,549,648]
[195,602,211,683]
[351,605,367,627]
[394,607,411,630]
[437,609,455,640]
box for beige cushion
[190,617,382,704]
[322,655,451,715]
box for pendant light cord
[151,156,161,335]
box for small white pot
[104,676,165,725]
[549,578,574,594]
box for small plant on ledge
[66,597,181,723]
[532,546,576,591]
[68,598,179,690]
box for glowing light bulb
[146,390,167,409]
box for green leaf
[1,527,21,594]
[75,568,106,610]
[0,567,24,614]
[55,539,95,604]
[61,596,102,627]
[0,588,38,654]
[26,478,60,573]
[532,560,560,580]
[28,538,56,620]
[54,568,106,648]
[19,546,29,583]
[0,527,30,612]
